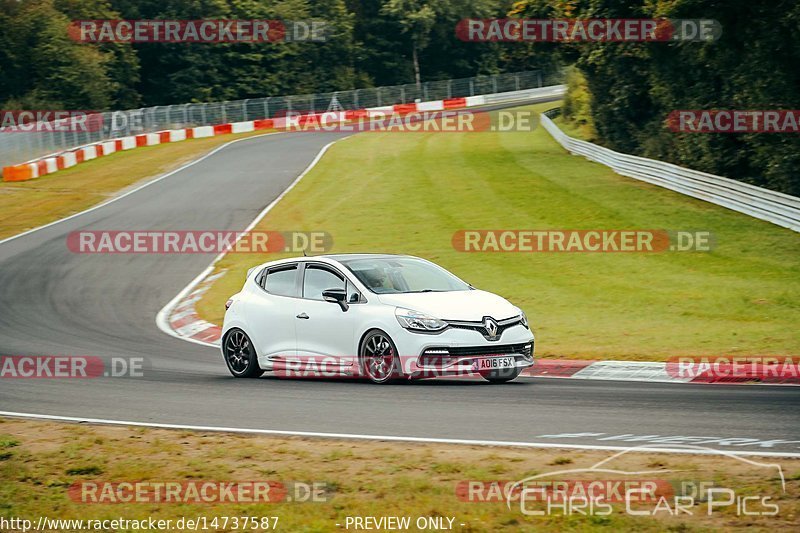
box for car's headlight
[395,308,447,332]
[519,309,529,329]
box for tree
[380,0,435,88]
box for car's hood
[376,290,519,322]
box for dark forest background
[0,0,797,194]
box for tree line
[1,0,796,194]
[532,0,799,196]
[0,0,554,110]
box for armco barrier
[0,70,562,169]
[2,85,566,184]
[541,110,800,233]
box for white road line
[0,132,280,247]
[154,137,348,347]
[1,411,798,458]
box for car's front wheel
[359,329,402,384]
[223,328,264,378]
[480,367,522,384]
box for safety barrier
[0,70,563,169]
[541,110,800,232]
[2,85,566,183]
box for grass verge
[552,113,598,141]
[0,129,274,241]
[195,101,799,360]
[1,417,797,532]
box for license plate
[475,356,516,370]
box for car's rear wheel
[223,328,263,378]
[359,330,401,384]
[480,367,522,383]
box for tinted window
[341,257,470,294]
[303,266,345,300]
[264,266,297,297]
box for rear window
[263,265,297,297]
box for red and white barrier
[2,86,561,182]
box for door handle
[296,313,309,319]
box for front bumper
[392,324,535,379]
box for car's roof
[317,253,416,262]
[249,253,420,276]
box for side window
[303,265,345,300]
[264,266,297,297]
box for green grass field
[196,102,799,360]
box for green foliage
[571,0,799,195]
[0,436,19,449]
[1,0,137,109]
[0,0,528,109]
[3,0,794,196]
[561,66,595,139]
[509,0,800,195]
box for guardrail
[481,85,565,105]
[0,70,562,169]
[3,85,567,182]
[541,110,800,233]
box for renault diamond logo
[483,317,499,339]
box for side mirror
[322,288,349,311]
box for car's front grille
[418,342,533,368]
[446,316,525,340]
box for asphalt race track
[1,100,799,457]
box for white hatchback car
[221,254,534,383]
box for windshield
[340,257,471,294]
